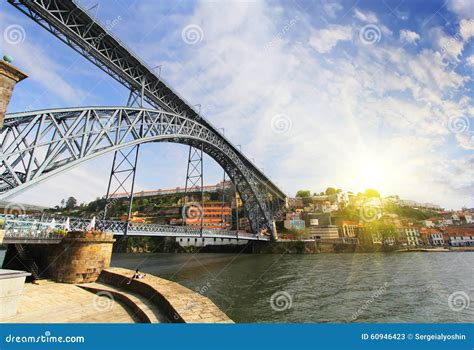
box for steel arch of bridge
[0,107,286,238]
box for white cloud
[455,132,474,150]
[323,2,343,18]
[4,0,473,209]
[400,29,420,44]
[0,12,83,105]
[459,18,474,41]
[448,0,474,19]
[309,25,352,53]
[430,27,464,62]
[353,8,378,23]
[466,55,474,66]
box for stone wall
[4,231,115,284]
[0,61,27,127]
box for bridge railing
[1,215,265,240]
[3,218,66,240]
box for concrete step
[79,282,168,323]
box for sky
[0,0,473,210]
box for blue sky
[0,0,473,209]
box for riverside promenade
[1,268,233,324]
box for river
[1,249,472,323]
[111,252,474,323]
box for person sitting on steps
[127,269,146,284]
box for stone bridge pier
[2,231,115,283]
[0,58,27,127]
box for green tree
[364,221,399,241]
[364,188,380,198]
[65,196,77,210]
[296,190,311,198]
[325,187,337,195]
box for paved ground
[1,280,139,323]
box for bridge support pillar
[0,60,27,127]
[3,231,115,284]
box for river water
[111,252,474,323]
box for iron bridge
[2,217,270,244]
[1,0,288,240]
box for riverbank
[1,268,233,324]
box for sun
[352,154,397,196]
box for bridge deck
[2,218,270,243]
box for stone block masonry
[99,268,233,323]
[0,60,28,127]
[3,231,116,284]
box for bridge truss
[4,0,287,239]
[0,107,283,237]
[2,217,270,243]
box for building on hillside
[422,219,436,228]
[177,237,248,247]
[448,236,474,247]
[398,227,421,246]
[396,199,442,210]
[284,218,306,231]
[307,225,339,240]
[443,227,474,247]
[120,213,146,223]
[357,229,382,245]
[239,217,250,232]
[460,212,473,224]
[288,198,304,210]
[184,202,232,230]
[303,213,333,227]
[382,213,402,227]
[109,181,233,199]
[304,192,349,213]
[337,220,359,238]
[424,217,452,228]
[419,228,444,246]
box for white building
[398,227,420,246]
[448,236,474,247]
[307,225,339,240]
[177,237,248,247]
[429,232,445,246]
[422,220,435,228]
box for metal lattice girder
[0,107,284,238]
[3,217,271,241]
[7,0,285,204]
[103,144,139,220]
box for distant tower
[0,56,28,127]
